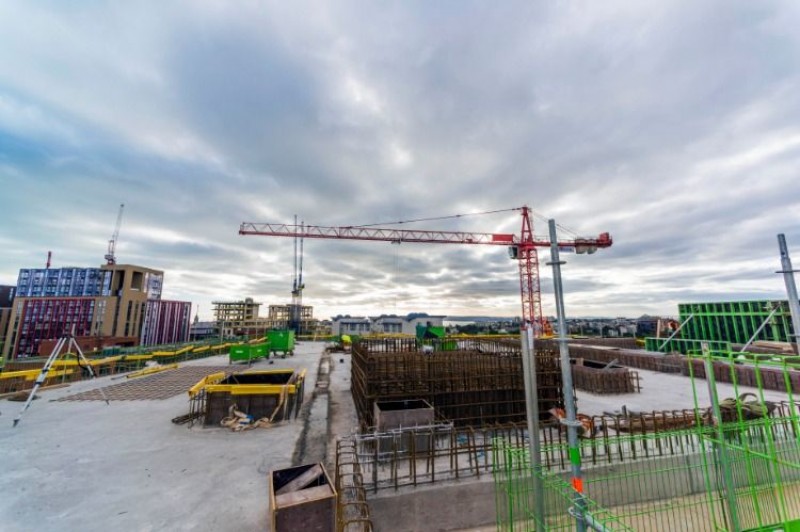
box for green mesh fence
[494,351,800,531]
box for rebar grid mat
[335,439,374,532]
[351,338,563,428]
[57,366,237,401]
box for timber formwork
[351,338,562,428]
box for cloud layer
[2,1,800,320]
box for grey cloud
[2,1,800,320]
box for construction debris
[219,403,274,432]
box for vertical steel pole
[547,219,586,532]
[701,342,741,532]
[778,234,800,354]
[520,326,545,527]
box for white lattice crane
[104,203,125,265]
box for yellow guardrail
[121,354,155,361]
[188,371,227,398]
[204,384,300,395]
[188,369,306,398]
[0,369,41,381]
[0,368,77,381]
[127,363,179,379]
[50,356,124,367]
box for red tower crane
[239,206,612,335]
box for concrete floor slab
[575,367,789,416]
[0,342,328,532]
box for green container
[416,324,446,340]
[268,330,296,356]
[252,342,269,359]
[229,344,251,363]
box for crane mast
[240,206,612,336]
[290,216,305,333]
[517,206,544,333]
[105,203,125,265]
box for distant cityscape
[445,316,647,337]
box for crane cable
[528,209,579,239]
[352,205,583,240]
[351,207,522,228]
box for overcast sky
[1,1,800,321]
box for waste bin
[268,330,295,357]
[229,344,250,363]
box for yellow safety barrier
[151,350,177,357]
[0,369,42,381]
[127,363,179,379]
[188,369,305,398]
[188,372,227,398]
[121,354,155,361]
[0,368,77,381]
[204,384,299,395]
[50,356,123,368]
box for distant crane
[104,203,125,265]
[240,206,612,336]
[46,251,52,269]
[290,215,305,334]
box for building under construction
[351,337,563,429]
[267,304,316,335]
[211,299,318,337]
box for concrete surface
[0,342,333,532]
[575,367,788,416]
[2,341,792,532]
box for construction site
[1,205,799,532]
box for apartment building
[3,263,188,359]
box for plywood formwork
[351,338,562,428]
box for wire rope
[351,207,522,228]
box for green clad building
[678,300,795,345]
[647,300,797,354]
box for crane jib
[239,224,518,245]
[239,211,612,339]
